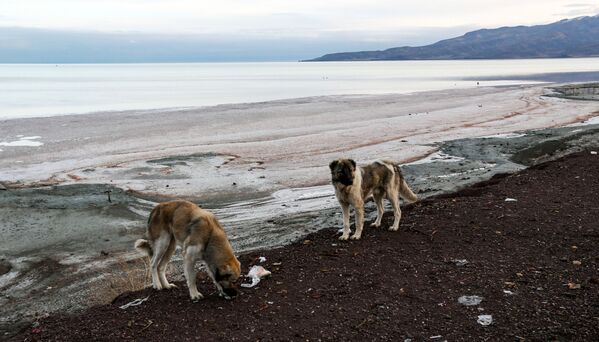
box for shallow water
[2,58,599,119]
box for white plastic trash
[477,314,493,326]
[452,259,468,266]
[119,296,149,309]
[241,265,272,288]
[504,198,518,202]
[458,295,483,306]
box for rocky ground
[11,149,599,341]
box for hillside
[308,15,599,61]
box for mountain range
[307,15,599,61]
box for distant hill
[307,15,599,61]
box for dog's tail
[392,163,418,203]
[134,239,153,257]
[135,205,161,257]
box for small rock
[505,198,518,202]
[591,151,597,155]
[567,282,581,290]
[572,260,582,266]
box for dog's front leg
[339,202,351,240]
[183,245,204,301]
[351,201,365,240]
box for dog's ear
[348,159,356,169]
[329,160,339,170]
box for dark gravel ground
[11,150,599,341]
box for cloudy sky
[1,0,598,62]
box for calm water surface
[1,58,599,119]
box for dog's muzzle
[222,287,238,299]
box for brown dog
[329,159,418,240]
[135,200,241,301]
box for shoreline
[1,83,599,334]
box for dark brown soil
[11,151,599,341]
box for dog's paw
[370,222,380,228]
[350,234,362,240]
[152,284,163,290]
[388,226,399,231]
[164,283,178,290]
[190,293,204,302]
[338,234,350,241]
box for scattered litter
[477,315,493,326]
[119,296,149,309]
[572,260,582,266]
[451,259,468,266]
[241,265,272,288]
[504,281,516,287]
[272,262,282,266]
[567,282,581,290]
[503,290,515,295]
[591,151,597,155]
[267,301,274,305]
[458,295,483,306]
[258,256,266,263]
[505,198,518,202]
[430,336,442,339]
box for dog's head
[329,159,357,186]
[215,257,241,299]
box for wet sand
[1,84,599,334]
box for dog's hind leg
[370,190,385,228]
[387,191,402,231]
[157,238,177,290]
[183,244,204,301]
[150,232,171,290]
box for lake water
[1,58,599,119]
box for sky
[1,0,598,62]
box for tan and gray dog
[329,159,418,240]
[135,200,241,301]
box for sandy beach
[1,83,599,335]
